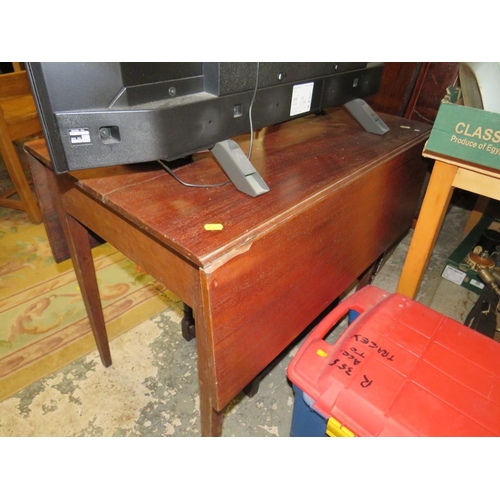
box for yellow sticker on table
[204,224,223,231]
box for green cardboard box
[425,101,500,170]
[441,215,500,293]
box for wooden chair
[0,70,43,223]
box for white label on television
[290,82,314,116]
[69,128,91,144]
[441,265,465,286]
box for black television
[26,62,386,196]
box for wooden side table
[26,108,431,436]
[397,151,500,299]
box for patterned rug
[0,194,181,402]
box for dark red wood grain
[26,108,431,434]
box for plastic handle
[300,286,388,351]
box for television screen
[26,62,385,196]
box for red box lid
[287,285,500,436]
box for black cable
[247,62,260,160]
[158,62,261,189]
[158,159,231,188]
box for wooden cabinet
[368,62,460,123]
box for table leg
[196,328,223,436]
[396,160,458,299]
[28,153,71,262]
[463,195,490,234]
[181,303,196,341]
[199,389,224,437]
[63,213,112,367]
[191,279,225,436]
[356,255,385,290]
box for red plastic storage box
[287,285,500,437]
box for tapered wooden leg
[64,213,112,367]
[196,332,224,436]
[193,277,224,436]
[27,153,71,262]
[397,161,458,299]
[0,122,43,223]
[464,195,490,234]
[199,389,224,437]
